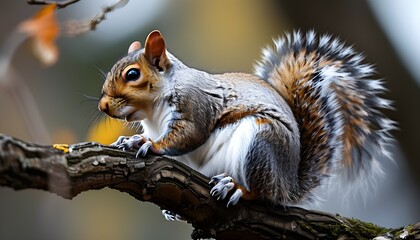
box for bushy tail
[254,31,395,201]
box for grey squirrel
[98,30,394,207]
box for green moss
[388,224,419,239]
[296,216,391,240]
[345,218,391,239]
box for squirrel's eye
[125,68,141,82]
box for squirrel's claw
[162,210,176,221]
[161,210,186,222]
[113,134,146,151]
[110,136,129,147]
[210,174,239,206]
[135,140,162,158]
[112,135,163,158]
[136,141,152,157]
[209,173,228,184]
[227,189,243,207]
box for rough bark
[0,134,418,239]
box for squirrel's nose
[98,98,109,114]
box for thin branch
[0,134,419,240]
[26,0,80,8]
[26,0,129,36]
[65,0,129,36]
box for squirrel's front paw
[209,173,243,207]
[112,134,146,151]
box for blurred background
[0,0,419,239]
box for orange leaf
[19,4,59,66]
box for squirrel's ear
[128,41,141,54]
[144,30,169,70]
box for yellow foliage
[86,118,135,145]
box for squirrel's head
[98,30,170,122]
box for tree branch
[26,0,80,8]
[26,0,129,36]
[0,134,418,239]
[65,0,129,36]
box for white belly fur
[141,102,174,140]
[175,117,261,190]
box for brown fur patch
[268,51,317,106]
[256,118,271,125]
[293,71,332,177]
[215,107,258,129]
[235,182,258,201]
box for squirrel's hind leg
[208,117,300,206]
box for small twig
[65,0,129,36]
[26,0,80,8]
